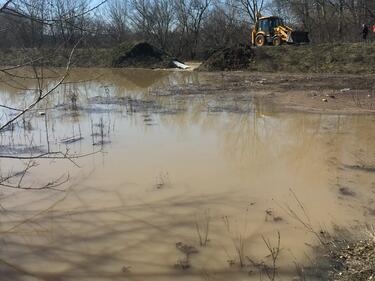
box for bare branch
[0,39,80,132]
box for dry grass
[200,42,375,74]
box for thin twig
[0,39,80,132]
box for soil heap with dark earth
[198,44,254,71]
[111,42,179,69]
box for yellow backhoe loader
[251,16,309,46]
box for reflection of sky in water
[0,69,375,281]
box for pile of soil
[198,44,254,71]
[111,42,178,69]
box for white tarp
[172,60,190,69]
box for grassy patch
[250,43,375,74]
[0,48,112,67]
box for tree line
[0,0,374,59]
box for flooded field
[0,68,375,281]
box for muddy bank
[149,71,375,114]
[1,66,374,114]
[330,239,375,280]
[1,43,375,74]
[312,226,375,281]
[198,43,375,74]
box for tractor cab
[253,16,284,46]
[257,16,284,35]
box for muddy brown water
[0,68,375,281]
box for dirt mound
[198,45,254,71]
[111,42,178,69]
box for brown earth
[195,43,375,114]
[309,226,375,281]
[258,73,375,114]
[198,44,254,71]
[151,71,375,114]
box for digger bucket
[290,31,310,44]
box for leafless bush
[279,189,327,245]
[261,231,281,281]
[223,215,247,267]
[154,172,169,189]
[0,1,105,194]
[195,209,211,247]
[350,90,363,108]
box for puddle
[0,69,375,281]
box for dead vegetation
[327,228,375,281]
[260,232,281,281]
[222,215,248,268]
[195,209,211,247]
[279,190,375,281]
[174,242,199,270]
[154,172,169,189]
[89,95,162,113]
[199,43,375,74]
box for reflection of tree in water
[0,69,202,108]
[75,69,201,98]
[217,112,375,221]
[107,69,202,101]
[323,115,375,218]
[217,112,333,168]
[111,69,170,89]
[0,186,251,281]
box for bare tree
[236,0,265,23]
[174,0,212,58]
[200,0,250,50]
[0,0,106,194]
[131,0,175,50]
[106,0,130,43]
[271,0,375,42]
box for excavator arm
[275,26,293,43]
[275,25,309,44]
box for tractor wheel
[273,36,282,46]
[255,34,266,47]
